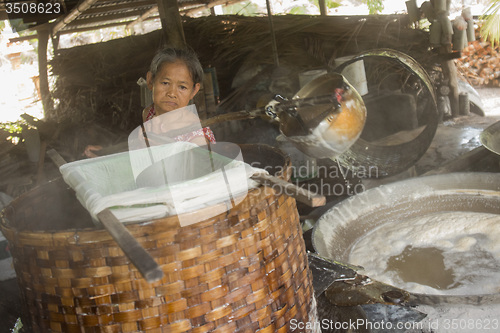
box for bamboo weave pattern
[2,176,314,332]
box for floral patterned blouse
[144,105,216,143]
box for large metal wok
[481,120,500,156]
[203,72,367,160]
[333,49,440,177]
[312,172,500,306]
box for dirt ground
[475,87,500,116]
[415,87,500,175]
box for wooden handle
[252,173,326,207]
[47,149,67,168]
[201,109,265,127]
[47,148,164,283]
[97,210,164,283]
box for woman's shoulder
[174,109,202,128]
[142,104,155,122]
[182,109,201,121]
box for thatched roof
[49,14,432,130]
[1,0,246,37]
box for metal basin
[333,49,439,177]
[312,172,500,304]
[481,120,500,156]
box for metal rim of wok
[312,172,500,306]
[285,72,367,159]
[480,120,500,156]
[333,48,439,178]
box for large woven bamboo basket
[1,144,316,332]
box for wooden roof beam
[61,16,158,34]
[64,8,146,27]
[84,0,156,15]
[181,0,241,16]
[9,34,38,43]
[125,6,159,30]
[52,0,99,35]
[9,15,160,42]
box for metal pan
[312,172,500,306]
[480,120,500,156]
[333,49,439,177]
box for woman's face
[147,60,201,115]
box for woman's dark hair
[149,47,204,86]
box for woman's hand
[83,145,103,158]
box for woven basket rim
[1,185,277,241]
[1,144,291,241]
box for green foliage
[0,122,24,134]
[0,120,30,144]
[318,0,341,9]
[223,1,260,15]
[364,0,384,14]
[218,0,380,16]
[481,0,500,46]
[8,18,30,32]
[290,0,341,14]
[11,318,23,333]
[289,6,310,15]
[327,0,341,9]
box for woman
[142,47,216,146]
[84,47,215,157]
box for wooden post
[157,0,186,48]
[126,6,159,31]
[440,45,460,117]
[52,33,60,53]
[36,27,53,116]
[430,0,460,118]
[318,0,327,16]
[265,0,279,67]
